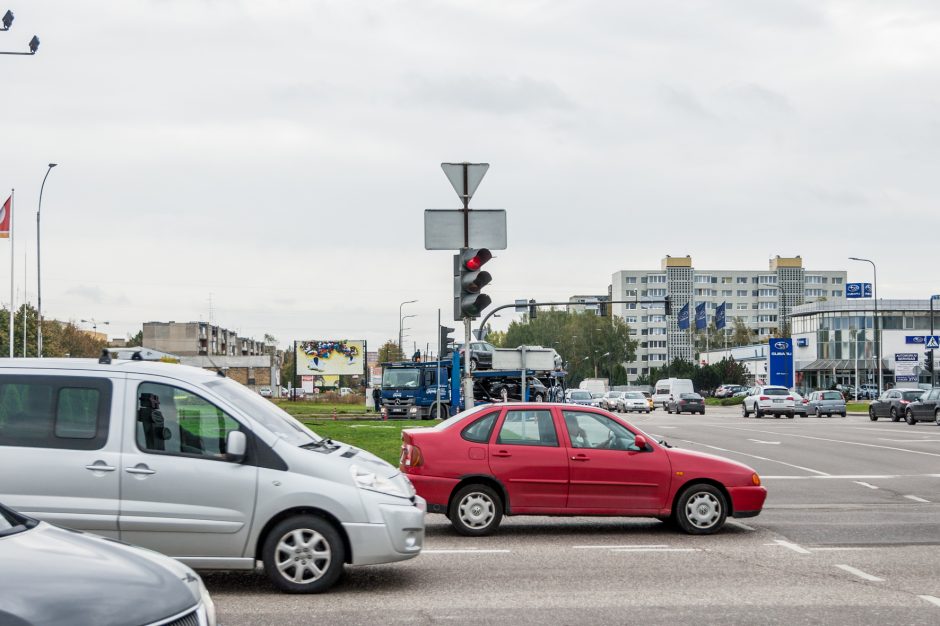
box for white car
[742,385,796,418]
[600,391,625,412]
[621,391,651,413]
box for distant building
[567,295,610,315]
[611,255,847,383]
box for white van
[652,378,695,410]
[0,357,425,593]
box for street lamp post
[81,318,109,334]
[36,163,57,357]
[849,257,881,394]
[398,299,417,361]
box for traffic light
[454,248,492,320]
[925,349,935,373]
[528,299,537,320]
[439,325,455,356]
[664,295,672,316]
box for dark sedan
[456,341,495,370]
[903,388,940,425]
[868,388,925,422]
[489,377,549,402]
[667,393,705,415]
[0,502,216,626]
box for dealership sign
[768,338,794,389]
[906,335,940,348]
[846,282,872,298]
[894,352,919,383]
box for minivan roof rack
[98,349,112,365]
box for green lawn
[299,419,440,465]
[846,402,870,413]
[272,400,369,416]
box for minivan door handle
[85,462,116,472]
[125,465,156,475]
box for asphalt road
[204,406,940,625]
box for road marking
[835,564,884,582]
[881,438,940,443]
[727,520,756,531]
[611,548,700,553]
[670,438,830,476]
[748,439,781,445]
[810,547,870,552]
[769,540,811,554]
[919,595,940,607]
[422,549,511,554]
[904,495,930,503]
[854,481,879,490]
[707,425,940,459]
[571,543,669,550]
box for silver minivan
[0,358,425,593]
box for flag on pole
[695,302,706,330]
[0,195,10,238]
[677,303,690,330]
[716,302,727,329]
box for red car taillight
[759,396,769,401]
[400,443,423,468]
[680,400,687,405]
[786,396,793,401]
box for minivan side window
[136,382,241,461]
[0,376,112,450]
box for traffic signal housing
[664,295,672,316]
[454,248,492,320]
[439,325,455,357]
[925,349,935,373]
[528,299,537,320]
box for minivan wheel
[262,515,345,594]
[450,484,503,537]
[675,483,727,535]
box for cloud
[403,73,577,114]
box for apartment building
[567,294,610,315]
[143,321,268,357]
[611,256,846,381]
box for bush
[316,391,365,405]
[720,396,745,406]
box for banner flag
[678,303,690,330]
[695,301,706,330]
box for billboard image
[297,340,365,376]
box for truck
[379,354,562,419]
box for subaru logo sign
[774,341,788,350]
[847,284,860,293]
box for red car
[401,404,766,536]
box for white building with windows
[611,256,846,382]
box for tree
[377,339,400,363]
[127,329,143,346]
[731,317,753,347]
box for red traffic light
[463,248,492,272]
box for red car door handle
[492,450,512,458]
[571,454,590,461]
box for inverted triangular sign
[441,162,489,202]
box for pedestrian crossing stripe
[927,336,940,349]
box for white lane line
[882,438,940,443]
[835,564,884,582]
[768,540,812,554]
[919,595,940,607]
[854,481,879,490]
[571,543,669,550]
[811,547,871,552]
[611,548,700,553]
[762,474,904,480]
[706,425,940,459]
[905,495,930,503]
[748,439,781,445]
[670,438,830,476]
[727,520,756,531]
[422,549,511,554]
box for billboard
[296,340,365,376]
[768,338,794,389]
[846,283,872,298]
[894,353,919,383]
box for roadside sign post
[932,295,939,388]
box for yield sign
[441,162,489,203]
[927,336,940,349]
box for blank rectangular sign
[424,209,507,250]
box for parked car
[621,391,651,413]
[0,358,425,593]
[0,501,217,626]
[903,388,939,425]
[868,388,925,422]
[600,391,625,412]
[805,390,846,418]
[714,384,743,399]
[732,388,750,398]
[289,387,307,400]
[565,389,599,407]
[790,391,809,417]
[259,385,273,398]
[666,393,705,415]
[742,385,796,418]
[859,384,880,400]
[400,404,767,536]
[652,378,695,410]
[642,391,654,411]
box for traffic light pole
[932,297,936,388]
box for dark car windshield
[569,391,592,400]
[903,390,925,401]
[625,392,644,399]
[680,393,702,400]
[763,388,789,396]
[382,368,421,389]
[822,392,842,400]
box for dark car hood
[0,522,197,626]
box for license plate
[773,399,783,403]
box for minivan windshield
[382,368,421,389]
[205,379,319,445]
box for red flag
[0,195,10,238]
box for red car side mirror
[634,434,648,450]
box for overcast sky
[3,0,939,354]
